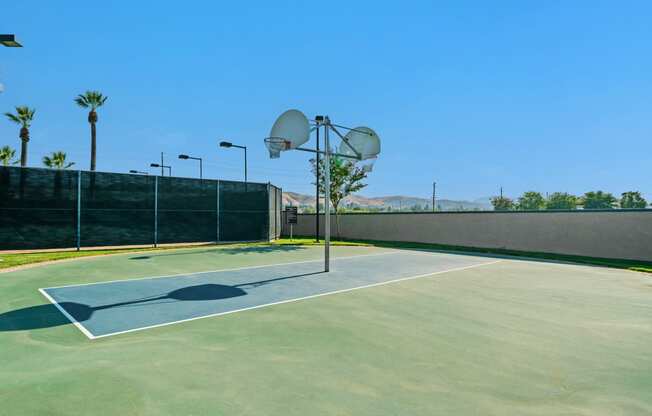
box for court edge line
[38,288,97,340]
[41,250,424,290]
[85,259,502,340]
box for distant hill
[282,192,492,212]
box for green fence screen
[0,167,281,250]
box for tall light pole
[150,163,171,176]
[219,141,247,183]
[1,34,22,94]
[178,154,203,179]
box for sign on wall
[286,206,298,224]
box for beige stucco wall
[284,211,652,261]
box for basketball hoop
[360,157,377,173]
[264,137,292,159]
[263,109,381,273]
[264,109,310,159]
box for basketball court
[40,249,498,339]
[2,243,651,415]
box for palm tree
[0,145,18,166]
[42,151,75,169]
[4,106,35,167]
[75,91,108,171]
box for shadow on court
[0,271,324,332]
[129,244,308,260]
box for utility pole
[432,182,436,212]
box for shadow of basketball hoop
[0,284,246,332]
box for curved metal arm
[329,125,361,159]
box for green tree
[620,191,647,209]
[516,191,545,210]
[4,106,35,167]
[75,91,108,171]
[545,192,578,210]
[491,196,514,211]
[42,151,75,169]
[310,155,368,236]
[0,145,18,166]
[582,191,617,209]
[311,156,368,213]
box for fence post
[276,187,280,239]
[154,175,158,247]
[267,182,271,241]
[76,170,81,251]
[216,180,220,242]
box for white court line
[38,288,97,340]
[41,250,403,290]
[42,259,502,340]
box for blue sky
[1,1,650,201]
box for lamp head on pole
[0,35,22,47]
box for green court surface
[1,244,651,415]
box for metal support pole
[160,152,164,176]
[432,182,436,212]
[199,158,203,180]
[154,176,158,247]
[295,147,359,159]
[315,125,320,242]
[267,182,271,241]
[271,185,276,239]
[244,147,248,183]
[276,187,281,239]
[76,170,81,251]
[324,118,331,272]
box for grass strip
[277,237,652,273]
[1,237,649,274]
